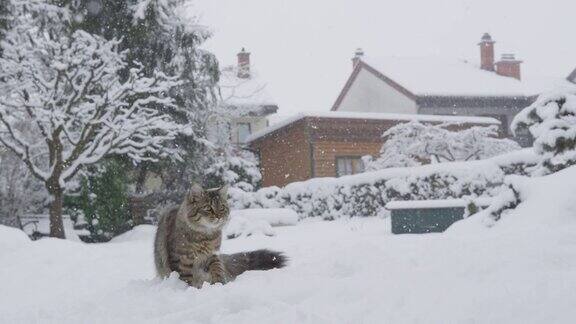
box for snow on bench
[385,198,493,210]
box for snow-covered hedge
[230,149,540,219]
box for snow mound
[230,208,299,226]
[448,165,576,235]
[225,217,275,238]
[226,208,298,238]
[0,225,30,256]
[111,225,157,243]
[497,165,576,229]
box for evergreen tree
[127,0,220,194]
[54,0,221,196]
[512,87,576,175]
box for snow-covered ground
[2,167,576,323]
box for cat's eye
[202,206,211,212]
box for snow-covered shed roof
[247,111,500,143]
[359,56,536,98]
[218,65,278,117]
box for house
[215,48,279,146]
[331,34,536,147]
[247,112,500,187]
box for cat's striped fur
[154,184,287,288]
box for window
[336,156,364,177]
[236,122,252,144]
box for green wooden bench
[386,199,492,234]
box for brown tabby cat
[154,184,287,288]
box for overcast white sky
[190,0,575,119]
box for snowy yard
[3,171,576,324]
[2,1,576,323]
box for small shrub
[68,159,132,242]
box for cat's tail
[154,209,177,278]
[221,249,287,279]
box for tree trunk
[48,186,65,239]
[134,162,149,195]
[15,214,23,230]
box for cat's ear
[218,185,228,199]
[188,183,204,202]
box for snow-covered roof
[218,65,278,116]
[247,111,500,143]
[361,56,536,97]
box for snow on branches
[365,121,520,171]
[0,0,182,237]
[0,6,180,188]
[511,86,576,175]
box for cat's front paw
[210,273,229,285]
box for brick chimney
[495,54,522,80]
[352,48,364,68]
[478,33,495,72]
[237,48,250,79]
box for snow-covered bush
[512,86,576,175]
[205,148,262,191]
[229,150,539,219]
[459,164,576,227]
[66,159,132,242]
[485,86,576,223]
[365,121,520,170]
[484,184,521,223]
